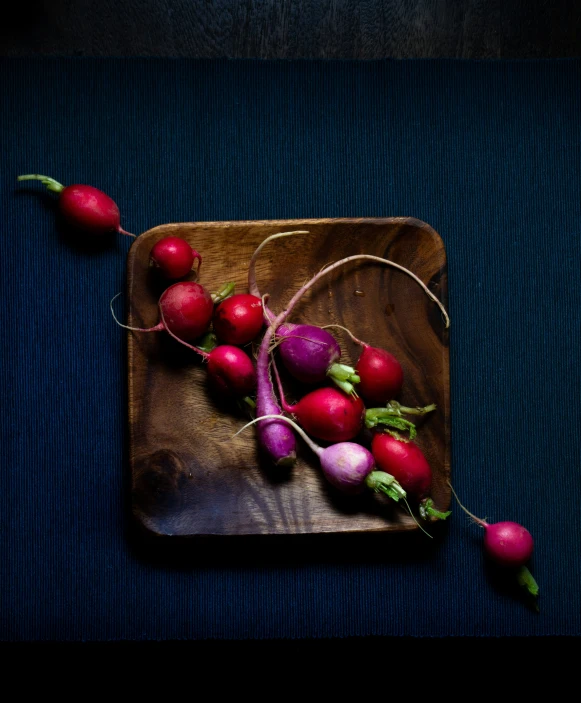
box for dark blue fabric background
[1,59,580,640]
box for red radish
[213,294,264,346]
[273,362,364,442]
[324,325,404,405]
[253,233,449,466]
[356,345,403,403]
[448,483,539,605]
[372,433,432,498]
[150,236,202,279]
[236,414,407,501]
[17,174,135,237]
[371,432,450,521]
[111,281,214,342]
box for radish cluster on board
[18,172,538,611]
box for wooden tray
[127,218,450,536]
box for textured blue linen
[1,59,580,640]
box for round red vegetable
[150,236,202,279]
[213,294,264,346]
[356,345,404,405]
[158,282,214,341]
[274,362,365,442]
[205,345,256,397]
[17,174,135,237]
[371,433,432,498]
[112,281,214,342]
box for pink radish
[252,232,449,466]
[17,174,135,237]
[150,236,202,279]
[449,483,539,606]
[236,414,407,501]
[273,362,364,442]
[371,432,449,521]
[213,294,264,346]
[111,281,214,342]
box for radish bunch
[107,224,537,610]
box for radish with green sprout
[17,174,135,238]
[150,236,202,279]
[249,232,360,394]
[371,432,450,521]
[324,325,404,405]
[273,361,364,442]
[236,413,406,501]
[448,482,539,607]
[251,232,449,466]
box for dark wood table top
[1,0,579,58]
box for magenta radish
[253,235,449,466]
[236,414,407,501]
[371,432,450,521]
[213,294,264,346]
[249,232,359,394]
[150,236,202,279]
[276,324,360,394]
[17,174,135,237]
[449,483,539,605]
[273,362,364,442]
[111,281,214,342]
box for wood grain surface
[127,218,450,536]
[2,1,579,58]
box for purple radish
[249,231,359,394]
[236,413,406,500]
[111,281,214,341]
[449,482,539,607]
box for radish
[371,432,450,521]
[213,294,264,346]
[150,236,202,279]
[236,414,407,502]
[324,325,404,405]
[277,324,360,395]
[201,344,256,397]
[449,483,539,607]
[248,231,360,394]
[253,235,449,466]
[17,174,135,237]
[111,281,214,342]
[273,361,364,442]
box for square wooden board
[127,218,450,536]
